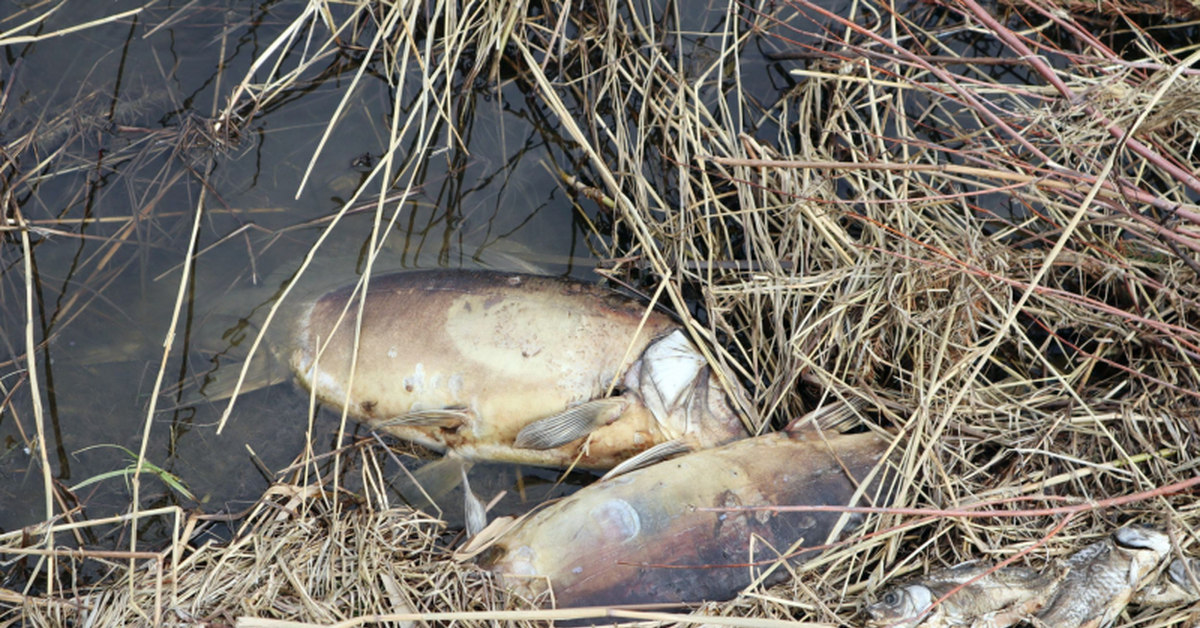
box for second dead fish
[865,562,1065,628]
[482,418,895,608]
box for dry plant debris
[4,0,1200,626]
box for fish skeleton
[278,269,748,469]
[866,562,1065,628]
[1033,525,1170,628]
[481,421,894,608]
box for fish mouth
[475,544,509,570]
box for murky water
[1,1,588,539]
[0,1,790,549]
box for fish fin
[373,406,471,428]
[461,466,487,538]
[785,397,867,434]
[395,455,474,513]
[682,365,712,432]
[179,349,287,406]
[600,439,693,480]
[1169,557,1200,594]
[513,398,627,450]
[454,515,520,561]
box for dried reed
[4,0,1200,626]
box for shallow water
[0,1,588,540]
[0,0,795,552]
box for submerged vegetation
[2,0,1199,625]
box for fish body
[483,427,894,608]
[1034,525,1170,628]
[866,562,1065,628]
[285,270,747,469]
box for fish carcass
[1034,525,1170,628]
[282,270,748,469]
[482,423,895,608]
[865,562,1065,628]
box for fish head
[1113,525,1171,586]
[630,330,747,446]
[481,542,551,602]
[866,582,935,628]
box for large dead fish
[865,562,1066,628]
[1034,525,1170,628]
[274,269,747,469]
[481,418,894,608]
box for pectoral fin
[513,398,627,450]
[461,466,487,538]
[373,406,471,428]
[180,348,287,406]
[600,439,693,480]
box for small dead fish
[283,270,748,469]
[866,562,1065,628]
[1133,556,1200,606]
[1034,525,1170,628]
[481,420,894,608]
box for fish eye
[882,591,899,606]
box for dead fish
[282,270,747,469]
[481,421,894,608]
[865,562,1065,628]
[1034,525,1170,628]
[1133,556,1200,606]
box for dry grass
[4,0,1200,626]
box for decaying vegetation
[3,0,1199,626]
